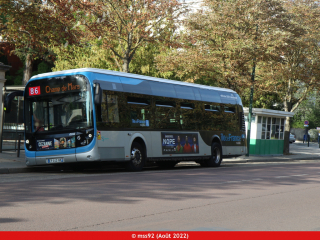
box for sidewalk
[225,141,320,163]
[1,141,320,174]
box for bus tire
[201,142,222,167]
[126,142,145,171]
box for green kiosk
[244,108,294,155]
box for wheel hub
[213,147,221,163]
[131,148,142,166]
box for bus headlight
[26,139,30,144]
[88,134,92,138]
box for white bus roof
[30,68,237,94]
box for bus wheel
[201,142,222,167]
[126,142,145,171]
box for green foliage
[48,0,186,73]
[156,0,320,118]
[241,90,284,110]
[5,61,51,85]
[51,42,116,71]
[1,0,83,83]
[129,43,182,80]
[291,121,304,129]
[309,129,318,141]
[32,62,51,76]
[0,13,7,24]
[292,100,320,129]
[129,43,159,76]
[5,68,23,85]
[52,40,182,81]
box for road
[1,161,320,231]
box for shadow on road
[1,161,320,208]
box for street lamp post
[246,25,258,157]
[246,85,254,156]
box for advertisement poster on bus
[161,133,199,154]
[36,136,76,151]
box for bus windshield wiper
[32,125,46,136]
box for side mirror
[94,83,102,105]
[4,91,24,113]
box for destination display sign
[29,86,41,96]
[26,75,88,97]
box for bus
[9,68,247,171]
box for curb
[224,156,320,164]
[2,157,320,174]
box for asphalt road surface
[1,161,320,231]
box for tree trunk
[283,116,290,154]
[122,58,130,73]
[23,54,33,85]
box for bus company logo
[132,119,149,126]
[132,119,145,124]
[220,133,241,142]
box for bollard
[308,135,310,147]
[17,134,21,157]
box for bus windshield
[24,75,93,134]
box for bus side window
[127,95,152,128]
[223,105,237,131]
[155,98,178,129]
[179,101,197,130]
[203,103,222,131]
[101,91,119,123]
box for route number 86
[29,86,41,96]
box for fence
[1,86,24,151]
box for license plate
[46,158,64,164]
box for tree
[257,0,320,153]
[0,0,79,84]
[52,39,176,80]
[156,0,290,90]
[156,0,320,154]
[51,41,116,71]
[48,0,187,73]
[292,93,320,130]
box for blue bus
[10,68,246,171]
